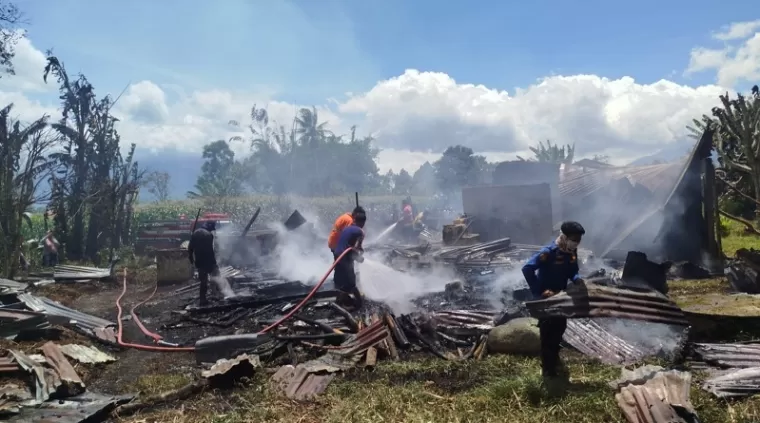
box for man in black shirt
[188,220,220,306]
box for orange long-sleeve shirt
[328,212,354,250]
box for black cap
[560,221,585,236]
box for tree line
[1,0,759,277]
[0,39,141,273]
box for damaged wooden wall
[462,183,553,245]
[492,161,562,224]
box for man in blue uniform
[522,221,586,379]
[333,209,367,309]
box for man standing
[188,220,220,306]
[42,231,60,267]
[521,221,586,380]
[332,209,367,309]
[328,207,364,253]
[397,199,416,242]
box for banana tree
[0,104,56,278]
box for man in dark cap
[522,221,586,380]
[188,220,219,306]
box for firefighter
[188,220,219,306]
[328,207,365,253]
[332,209,367,309]
[521,221,586,381]
[397,198,416,242]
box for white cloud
[341,70,722,164]
[713,20,760,41]
[0,31,52,94]
[687,20,760,87]
[0,29,734,174]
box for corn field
[20,195,434,250]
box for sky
[2,0,760,174]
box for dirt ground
[26,267,199,396]
[9,271,760,423]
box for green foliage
[0,1,23,76]
[0,103,56,277]
[188,140,244,198]
[211,107,499,199]
[519,140,575,164]
[688,86,760,212]
[43,53,143,263]
[434,145,492,191]
[134,195,433,228]
[143,170,171,202]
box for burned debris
[1,343,133,422]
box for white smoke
[358,251,457,314]
[596,318,687,356]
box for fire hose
[116,247,355,352]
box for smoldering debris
[727,248,760,294]
[0,205,751,419]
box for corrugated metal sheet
[615,370,697,423]
[525,284,689,326]
[0,278,28,294]
[563,318,647,365]
[560,162,684,202]
[201,354,260,379]
[0,308,50,339]
[6,391,133,423]
[703,367,760,398]
[0,355,19,373]
[271,364,336,401]
[17,293,115,332]
[601,129,715,263]
[692,343,760,368]
[53,264,114,281]
[59,344,116,364]
[41,342,85,396]
[11,350,58,403]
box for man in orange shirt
[328,206,365,253]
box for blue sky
[17,0,755,104]
[3,0,757,191]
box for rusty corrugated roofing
[0,355,19,373]
[41,342,85,397]
[615,369,697,423]
[525,284,689,326]
[271,364,335,401]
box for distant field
[133,195,434,224]
[20,195,434,243]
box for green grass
[116,354,760,423]
[722,216,760,256]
